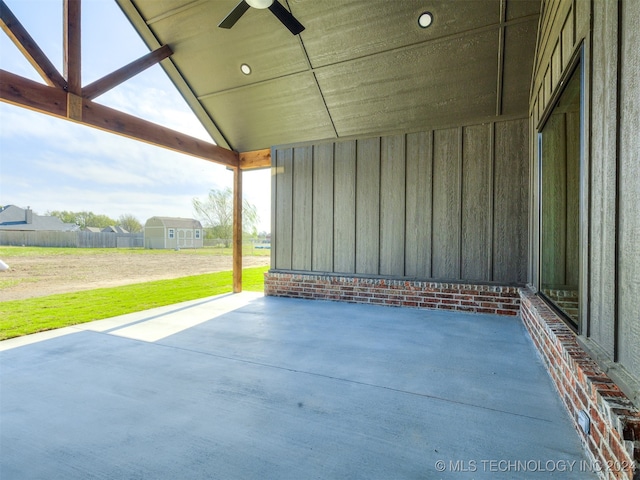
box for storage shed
[144,217,203,249]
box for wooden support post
[63,0,81,95]
[232,166,243,293]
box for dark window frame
[536,48,585,332]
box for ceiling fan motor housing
[246,0,273,9]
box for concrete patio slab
[1,293,597,479]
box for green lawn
[0,265,268,341]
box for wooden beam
[0,0,67,89]
[239,148,271,170]
[83,45,173,100]
[82,100,239,167]
[232,167,243,293]
[0,69,67,116]
[64,0,81,95]
[1,69,239,168]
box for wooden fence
[0,231,144,248]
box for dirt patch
[0,252,270,301]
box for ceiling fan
[218,0,305,35]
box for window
[168,228,175,239]
[539,61,582,327]
[195,229,201,239]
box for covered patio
[1,292,595,479]
[1,0,639,478]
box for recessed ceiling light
[241,63,252,75]
[418,12,433,28]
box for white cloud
[34,155,155,187]
[97,72,212,142]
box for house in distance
[144,217,203,249]
[0,205,78,232]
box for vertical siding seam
[458,126,464,281]
[496,0,507,116]
[489,122,496,282]
[311,145,316,271]
[377,136,383,276]
[352,142,357,273]
[271,148,276,270]
[354,140,359,274]
[584,33,592,338]
[587,0,595,340]
[613,0,622,363]
[289,149,294,269]
[332,144,337,273]
[429,130,435,279]
[403,133,408,277]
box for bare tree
[118,214,143,233]
[192,187,259,244]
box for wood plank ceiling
[117,0,540,153]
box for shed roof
[145,217,202,229]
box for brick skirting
[520,288,640,480]
[264,271,520,315]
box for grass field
[0,265,268,340]
[0,245,271,302]
[0,245,270,258]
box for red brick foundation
[520,288,640,480]
[264,271,520,315]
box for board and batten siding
[271,117,529,285]
[530,0,640,398]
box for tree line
[47,211,143,233]
[46,188,261,240]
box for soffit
[118,0,540,152]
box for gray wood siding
[272,118,528,285]
[405,131,433,278]
[494,119,528,284]
[291,146,313,270]
[273,148,293,270]
[333,141,356,273]
[530,0,640,391]
[312,143,334,272]
[588,0,618,358]
[355,138,380,275]
[618,0,640,388]
[379,135,406,276]
[432,128,462,279]
[462,124,492,281]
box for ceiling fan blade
[218,0,250,29]
[268,0,305,35]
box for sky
[0,0,271,233]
